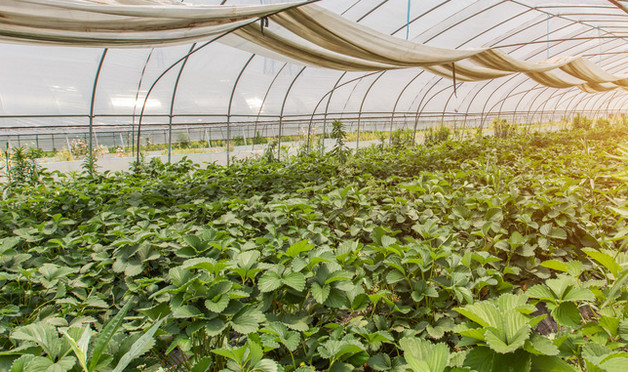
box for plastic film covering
[1,0,627,140]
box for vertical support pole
[168,44,196,164]
[36,134,39,150]
[278,68,305,160]
[90,49,108,157]
[406,0,411,40]
[227,122,231,166]
[598,26,602,64]
[168,116,173,163]
[132,49,154,157]
[546,14,550,59]
[227,55,255,165]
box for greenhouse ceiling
[1,0,628,133]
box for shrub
[492,117,517,138]
[572,113,592,130]
[424,125,450,146]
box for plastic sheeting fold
[0,0,627,93]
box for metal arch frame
[610,94,628,114]
[271,0,487,152]
[10,0,628,151]
[459,27,628,127]
[509,49,628,123]
[277,66,306,159]
[89,49,108,156]
[168,43,197,163]
[134,0,318,165]
[398,10,558,133]
[409,10,549,130]
[356,71,385,148]
[253,63,288,141]
[131,49,154,155]
[83,1,628,146]
[459,24,610,127]
[307,72,346,153]
[455,17,584,126]
[592,90,620,118]
[386,3,536,140]
[440,0,628,126]
[136,36,226,164]
[412,78,450,138]
[610,93,628,114]
[226,54,256,165]
[305,71,385,151]
[337,0,501,146]
[238,0,378,157]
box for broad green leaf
[582,248,622,277]
[10,354,35,372]
[112,317,164,372]
[282,331,301,352]
[282,272,306,292]
[367,353,391,371]
[11,322,60,359]
[524,334,559,356]
[182,257,227,274]
[601,269,628,309]
[548,228,567,240]
[231,306,264,334]
[204,317,228,337]
[25,355,76,372]
[562,287,595,303]
[484,324,530,354]
[183,235,205,251]
[541,260,583,277]
[205,295,230,313]
[386,270,405,285]
[400,338,449,372]
[286,240,314,258]
[236,250,260,269]
[60,327,91,372]
[551,302,581,328]
[258,271,283,293]
[454,302,502,328]
[325,270,354,284]
[312,282,330,304]
[600,357,628,371]
[464,347,531,372]
[251,358,278,372]
[619,319,628,341]
[190,357,212,372]
[171,303,202,319]
[530,355,577,371]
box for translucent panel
[94,49,153,116]
[175,43,251,115]
[281,68,344,116]
[228,57,284,118]
[259,64,303,116]
[0,45,101,118]
[360,69,420,113]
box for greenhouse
[1,0,628,371]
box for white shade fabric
[1,0,626,93]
